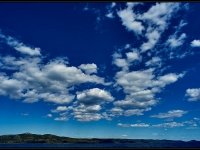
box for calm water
[0,142,200,148]
[0,143,142,148]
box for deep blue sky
[0,2,200,141]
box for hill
[0,133,200,148]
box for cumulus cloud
[113,68,183,116]
[0,32,41,56]
[72,104,102,121]
[140,3,181,52]
[78,63,97,74]
[145,57,162,67]
[140,29,160,52]
[51,106,68,113]
[0,2,190,122]
[141,3,180,27]
[0,54,109,104]
[191,40,200,47]
[117,3,144,35]
[151,110,188,119]
[167,33,187,48]
[77,88,114,105]
[111,3,186,118]
[126,50,140,63]
[186,88,200,101]
[72,88,114,121]
[0,32,115,122]
[0,75,24,99]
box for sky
[0,2,200,141]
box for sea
[0,143,199,149]
[0,143,148,149]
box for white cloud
[126,51,140,63]
[152,122,184,128]
[124,109,150,116]
[141,3,180,27]
[145,57,161,67]
[118,121,188,128]
[105,2,117,19]
[140,3,181,52]
[140,29,160,52]
[110,107,123,115]
[118,123,150,128]
[151,110,188,119]
[51,106,68,113]
[114,58,128,68]
[130,123,150,127]
[74,113,102,122]
[113,68,184,116]
[73,88,114,121]
[191,40,200,47]
[78,63,97,74]
[155,73,184,88]
[186,88,200,101]
[0,75,24,99]
[47,114,52,118]
[77,88,114,105]
[0,55,108,104]
[111,2,116,8]
[167,33,187,48]
[106,12,114,18]
[54,116,68,121]
[0,33,41,56]
[117,3,144,35]
[72,104,102,121]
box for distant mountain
[0,133,200,148]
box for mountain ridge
[0,133,200,148]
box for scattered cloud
[54,116,68,121]
[191,40,200,47]
[151,110,188,119]
[152,122,184,128]
[78,63,97,74]
[76,88,114,105]
[167,33,187,49]
[145,57,162,67]
[118,119,199,129]
[106,12,114,19]
[110,2,187,118]
[117,3,144,35]
[0,2,194,123]
[126,50,140,63]
[186,88,200,101]
[51,106,68,113]
[73,88,114,121]
[113,67,184,116]
[72,104,102,121]
[118,123,150,128]
[140,29,160,52]
[0,51,108,104]
[47,114,52,118]
[0,32,41,56]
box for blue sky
[0,2,200,141]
